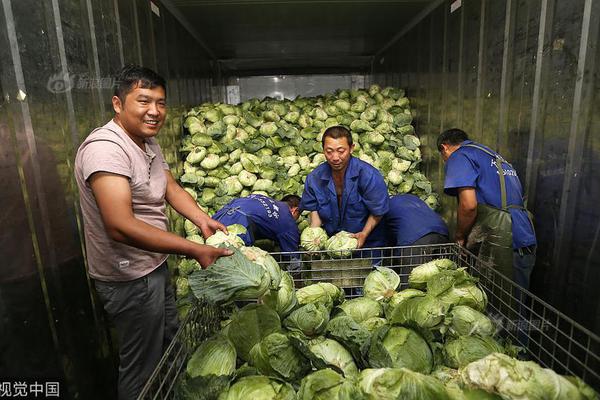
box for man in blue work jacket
[385,194,449,246]
[212,194,301,254]
[300,125,389,255]
[437,128,536,289]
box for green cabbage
[336,297,383,323]
[326,231,358,258]
[217,375,296,400]
[284,303,330,338]
[249,332,311,382]
[226,304,281,362]
[298,368,364,400]
[363,267,400,301]
[188,247,270,304]
[368,325,433,374]
[260,271,298,318]
[359,368,450,400]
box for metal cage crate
[139,244,600,399]
[137,300,223,400]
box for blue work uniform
[300,156,389,248]
[212,194,300,253]
[385,194,449,245]
[443,140,536,249]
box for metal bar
[525,0,553,204]
[146,0,158,71]
[132,0,143,65]
[85,0,106,117]
[50,0,105,352]
[553,0,599,283]
[474,0,486,141]
[440,4,448,133]
[113,0,125,66]
[374,0,445,57]
[498,0,515,154]
[456,2,465,128]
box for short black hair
[322,125,353,147]
[437,128,469,151]
[281,194,301,208]
[114,65,166,102]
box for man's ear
[291,206,300,219]
[112,95,123,114]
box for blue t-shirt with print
[443,140,536,249]
[213,194,300,252]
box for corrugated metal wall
[0,0,215,397]
[372,0,600,335]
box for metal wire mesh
[137,300,223,400]
[275,243,600,390]
[141,243,600,398]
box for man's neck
[113,117,145,150]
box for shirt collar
[318,156,359,180]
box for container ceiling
[169,0,437,75]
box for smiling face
[112,83,166,147]
[323,135,354,173]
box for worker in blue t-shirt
[385,194,449,246]
[300,126,389,253]
[437,128,536,289]
[212,194,301,254]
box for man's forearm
[361,214,382,236]
[109,215,200,257]
[309,211,322,228]
[166,184,210,226]
[455,205,477,242]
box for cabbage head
[226,304,281,362]
[186,147,207,164]
[205,231,245,248]
[359,368,450,400]
[283,303,330,338]
[388,294,449,330]
[298,368,364,400]
[387,170,403,185]
[460,353,588,400]
[249,332,311,382]
[326,231,358,258]
[363,267,400,301]
[336,297,382,323]
[385,289,425,318]
[238,170,258,187]
[200,154,220,170]
[260,271,298,318]
[326,315,371,369]
[188,247,270,304]
[217,375,296,400]
[296,282,345,310]
[368,325,433,374]
[360,317,387,333]
[445,305,496,338]
[408,258,457,290]
[178,258,200,276]
[239,246,282,289]
[186,334,236,378]
[444,336,504,369]
[300,227,328,252]
[308,337,359,377]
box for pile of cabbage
[171,85,439,238]
[175,254,598,400]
